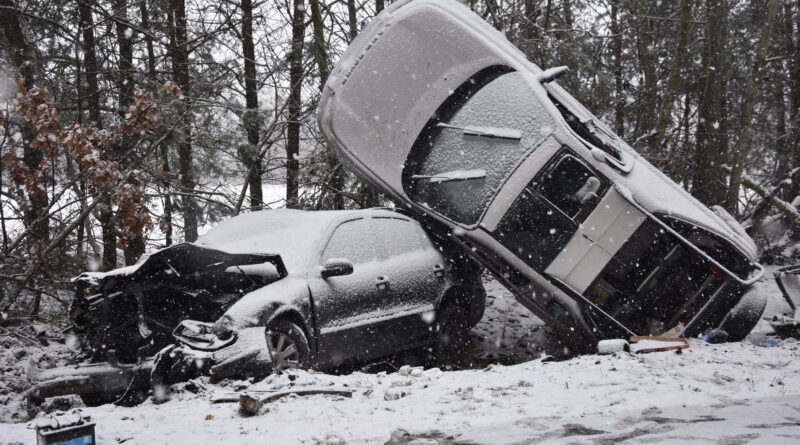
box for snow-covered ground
[1,273,799,444]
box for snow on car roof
[196,208,399,271]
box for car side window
[322,218,377,264]
[372,217,425,258]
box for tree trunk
[347,0,358,42]
[78,0,101,126]
[310,0,344,209]
[633,0,657,145]
[691,0,728,206]
[522,0,542,65]
[1,0,48,247]
[610,0,624,137]
[139,0,172,245]
[114,0,134,114]
[647,0,693,157]
[783,2,800,204]
[286,0,306,208]
[114,0,144,266]
[241,0,263,211]
[724,0,779,213]
[79,0,117,269]
[139,0,157,79]
[169,0,198,241]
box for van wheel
[266,320,311,373]
[717,291,767,342]
[433,301,471,368]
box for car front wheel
[266,319,311,373]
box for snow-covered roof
[196,208,398,271]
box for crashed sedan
[318,0,766,352]
[27,209,485,405]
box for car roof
[195,208,408,271]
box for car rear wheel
[433,300,471,367]
[266,320,310,373]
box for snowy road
[2,276,799,444]
[3,338,799,444]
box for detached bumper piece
[25,360,154,407]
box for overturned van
[318,0,766,351]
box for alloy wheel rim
[268,332,300,372]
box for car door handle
[375,276,390,290]
[433,264,445,278]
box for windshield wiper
[437,123,522,140]
[411,169,487,183]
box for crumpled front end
[70,243,285,365]
[27,244,285,406]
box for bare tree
[168,0,199,241]
[691,0,729,206]
[724,0,780,213]
[286,0,306,208]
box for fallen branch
[721,165,800,230]
[238,387,353,415]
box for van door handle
[433,264,445,278]
[375,276,390,290]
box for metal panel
[545,188,646,294]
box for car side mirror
[321,258,354,279]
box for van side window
[322,218,376,264]
[494,151,607,271]
[536,155,605,220]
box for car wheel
[433,300,471,367]
[266,320,311,373]
[716,290,767,342]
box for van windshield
[404,69,555,225]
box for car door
[310,217,387,365]
[371,216,446,349]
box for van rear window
[405,68,555,226]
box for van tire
[433,301,471,367]
[718,291,767,342]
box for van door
[493,150,645,294]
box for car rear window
[405,69,555,226]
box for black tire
[433,301,471,368]
[717,291,767,342]
[266,319,311,373]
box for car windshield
[405,69,555,225]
